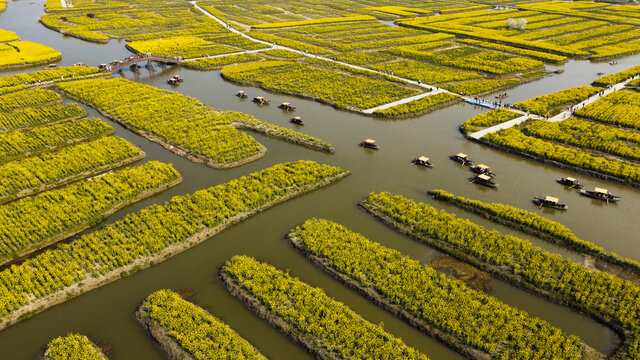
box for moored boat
[450,153,474,165]
[279,102,295,111]
[360,139,379,149]
[556,177,583,189]
[412,156,432,167]
[167,75,183,85]
[579,187,620,202]
[471,164,494,176]
[253,96,269,104]
[471,174,497,188]
[534,195,568,210]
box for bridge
[101,55,183,73]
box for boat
[279,102,295,111]
[167,75,183,85]
[43,64,59,70]
[471,164,494,176]
[471,174,498,188]
[609,60,618,65]
[579,187,620,202]
[412,156,432,167]
[360,139,379,149]
[556,177,583,189]
[130,63,140,71]
[534,195,568,210]
[253,96,269,105]
[236,90,248,98]
[450,153,474,166]
[98,63,109,71]
[597,72,605,76]
[494,93,508,99]
[73,62,87,67]
[290,116,304,125]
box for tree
[517,18,527,30]
[506,18,516,28]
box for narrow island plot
[221,255,430,360]
[58,78,334,168]
[0,161,348,330]
[287,218,594,359]
[360,192,640,359]
[43,333,108,360]
[136,289,267,360]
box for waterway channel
[0,1,639,358]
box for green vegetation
[222,255,430,360]
[44,333,107,360]
[593,65,640,87]
[523,118,640,162]
[428,189,640,273]
[0,118,112,164]
[0,161,180,265]
[514,86,600,116]
[461,108,520,133]
[289,219,590,360]
[458,39,567,63]
[182,53,263,70]
[575,90,640,129]
[372,92,459,118]
[0,136,144,204]
[375,59,481,84]
[0,161,347,329]
[221,60,419,112]
[138,289,267,359]
[0,103,86,133]
[252,15,375,29]
[483,128,640,184]
[58,78,333,167]
[361,192,640,359]
[0,89,62,112]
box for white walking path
[468,75,640,139]
[191,1,454,112]
[362,88,448,114]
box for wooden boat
[450,153,474,166]
[494,93,508,99]
[609,60,618,65]
[236,90,248,98]
[471,174,498,188]
[130,63,140,71]
[534,195,568,210]
[597,72,605,76]
[43,64,59,70]
[98,63,109,71]
[579,187,620,202]
[471,164,494,176]
[290,116,304,125]
[556,177,583,189]
[253,96,269,104]
[73,62,87,67]
[167,75,183,85]
[279,102,295,111]
[360,139,379,149]
[412,156,432,167]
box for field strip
[192,1,446,94]
[362,89,448,113]
[468,74,640,139]
[184,48,272,61]
[548,75,639,122]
